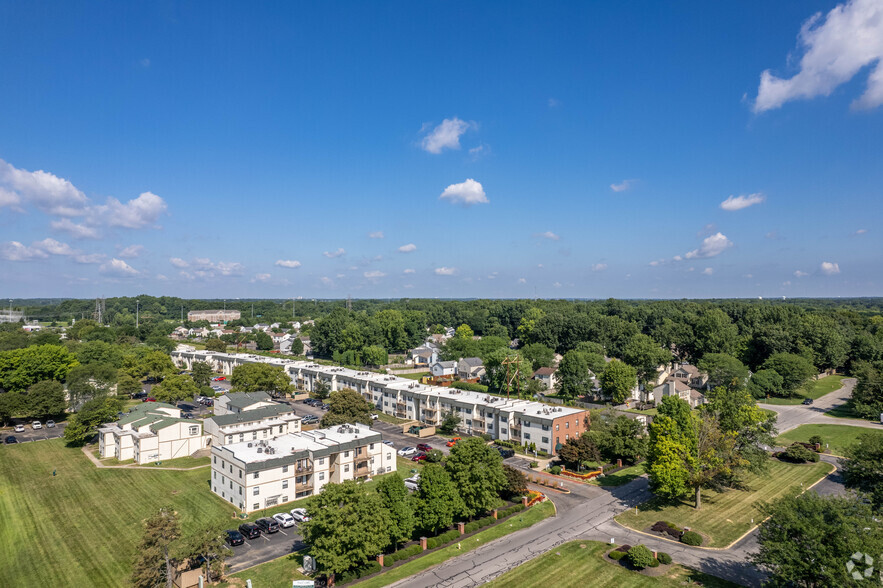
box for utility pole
[135,299,139,329]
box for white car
[397,446,417,457]
[290,508,310,522]
[370,413,379,420]
[273,512,295,528]
[31,421,42,430]
[404,476,420,491]
[14,424,25,433]
[382,440,394,447]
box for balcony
[355,461,371,478]
[296,461,313,474]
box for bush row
[650,520,682,540]
[498,504,525,518]
[451,381,489,393]
[382,544,423,567]
[338,560,381,583]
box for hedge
[339,560,382,581]
[608,550,625,560]
[451,381,488,393]
[681,531,703,546]
[436,529,461,545]
[465,522,479,534]
[650,520,682,540]
[548,465,562,475]
[426,537,439,550]
[657,552,673,565]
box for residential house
[532,367,558,391]
[669,363,709,389]
[651,379,705,409]
[430,360,458,378]
[410,346,438,367]
[457,357,485,381]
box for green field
[485,541,739,588]
[590,463,646,487]
[0,439,238,587]
[760,375,844,405]
[615,460,832,547]
[393,371,430,381]
[775,424,882,456]
[220,551,311,587]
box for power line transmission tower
[501,354,521,399]
[92,298,106,324]
[346,295,352,311]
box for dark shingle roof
[208,403,297,427]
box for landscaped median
[775,423,881,457]
[614,459,833,548]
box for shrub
[627,545,655,569]
[426,538,438,550]
[649,558,660,568]
[436,529,460,545]
[479,516,494,527]
[681,531,703,546]
[608,550,625,560]
[480,433,493,442]
[465,522,479,534]
[657,552,673,565]
[549,465,562,475]
[782,443,820,463]
[529,461,539,469]
[400,545,421,559]
[451,381,488,393]
[650,521,682,540]
[808,435,824,447]
[383,557,394,567]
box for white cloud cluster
[364,270,386,279]
[0,237,107,264]
[173,257,245,279]
[754,0,883,112]
[591,263,608,272]
[368,231,384,239]
[439,179,488,206]
[251,273,272,283]
[434,267,457,276]
[720,193,765,211]
[820,261,841,275]
[684,232,733,259]
[610,179,637,192]
[535,231,560,241]
[118,244,144,258]
[794,270,810,277]
[398,243,417,253]
[1,241,49,261]
[420,118,473,154]
[323,248,346,258]
[100,258,139,276]
[403,268,416,274]
[702,267,714,276]
[275,259,302,268]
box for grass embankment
[0,439,235,587]
[485,541,739,588]
[376,413,413,425]
[219,551,311,587]
[615,460,832,548]
[393,371,430,381]
[760,375,844,405]
[140,455,211,468]
[589,463,646,487]
[775,424,882,456]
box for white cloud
[100,258,139,276]
[118,244,144,258]
[364,270,386,279]
[591,263,608,272]
[0,241,49,261]
[754,0,883,112]
[94,191,167,229]
[702,267,714,276]
[251,273,272,282]
[170,257,189,268]
[439,179,488,206]
[323,248,346,258]
[368,231,384,239]
[610,179,637,192]
[0,158,89,216]
[50,218,100,239]
[517,278,527,284]
[0,187,22,209]
[403,268,416,274]
[33,238,76,256]
[398,243,417,253]
[535,231,560,241]
[855,228,868,235]
[140,58,151,67]
[794,270,810,277]
[720,193,766,211]
[74,253,105,264]
[820,261,841,275]
[275,259,302,269]
[468,144,488,160]
[553,281,562,288]
[434,267,457,276]
[744,273,754,279]
[420,117,473,154]
[156,274,168,281]
[684,232,733,259]
[172,257,244,278]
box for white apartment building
[210,424,392,513]
[172,350,591,455]
[204,403,302,446]
[214,391,279,416]
[187,309,241,322]
[97,403,210,464]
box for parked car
[398,446,417,457]
[31,421,42,430]
[225,529,245,546]
[212,376,226,381]
[416,443,432,452]
[496,447,515,459]
[404,476,420,491]
[370,413,379,420]
[411,453,428,462]
[4,435,18,444]
[14,424,25,433]
[802,398,814,405]
[182,413,194,419]
[254,517,280,534]
[320,404,331,410]
[290,508,311,522]
[45,420,56,428]
[302,415,319,425]
[144,397,157,402]
[238,523,261,539]
[132,391,147,400]
[382,440,395,447]
[273,512,295,528]
[446,437,462,448]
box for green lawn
[140,455,210,468]
[218,550,311,587]
[590,463,646,487]
[351,501,556,588]
[761,375,844,405]
[625,408,658,416]
[615,460,832,548]
[485,541,739,588]
[825,399,878,421]
[394,371,430,381]
[0,439,237,587]
[376,412,413,425]
[775,424,882,456]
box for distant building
[204,403,301,446]
[430,360,458,378]
[210,423,392,513]
[652,379,706,409]
[0,309,24,323]
[97,403,210,464]
[533,367,558,391]
[458,357,485,380]
[214,391,279,416]
[187,309,241,323]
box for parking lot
[2,421,68,444]
[227,519,307,572]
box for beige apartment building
[187,309,241,323]
[98,403,210,464]
[211,424,392,513]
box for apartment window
[239,470,242,478]
[252,432,257,440]
[565,434,569,441]
[189,426,199,435]
[369,443,375,450]
[263,430,268,438]
[344,451,349,458]
[254,472,259,479]
[229,480,232,489]
[279,426,284,433]
[319,472,325,481]
[565,422,569,429]
[542,425,549,431]
[344,465,350,472]
[253,487,260,496]
[524,433,531,440]
[466,420,472,426]
[282,465,289,473]
[213,456,217,464]
[501,428,507,435]
[239,487,242,495]
[239,433,244,442]
[466,408,472,414]
[542,436,549,444]
[386,453,392,461]
[213,471,216,479]
[318,458,324,465]
[282,480,289,489]
[226,435,233,444]
[281,496,288,502]
[555,424,559,431]
[253,503,259,510]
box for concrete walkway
[760,378,881,434]
[80,445,210,471]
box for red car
[212,376,226,381]
[144,397,157,402]
[411,453,428,462]
[416,443,432,452]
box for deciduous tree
[414,464,462,534]
[600,359,637,404]
[152,374,199,404]
[841,431,883,512]
[190,362,213,388]
[698,353,749,392]
[320,388,373,427]
[25,380,66,418]
[230,362,292,397]
[131,506,181,588]
[445,437,506,518]
[762,353,816,396]
[376,474,416,549]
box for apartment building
[187,309,241,323]
[210,424,392,513]
[214,391,279,416]
[204,403,301,446]
[97,403,210,464]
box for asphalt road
[227,522,307,572]
[760,378,881,434]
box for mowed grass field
[775,424,883,456]
[760,374,844,405]
[0,439,237,587]
[615,460,832,547]
[485,541,739,588]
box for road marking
[278,529,288,536]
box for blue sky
[1,1,881,299]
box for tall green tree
[289,337,305,355]
[25,380,66,418]
[131,506,181,588]
[520,343,554,371]
[254,331,274,351]
[66,363,118,410]
[555,350,593,400]
[556,434,601,469]
[0,344,79,393]
[203,337,227,352]
[703,385,777,475]
[320,388,373,427]
[375,474,416,549]
[174,522,229,583]
[840,431,883,512]
[600,359,637,404]
[697,353,749,392]
[692,309,739,357]
[445,437,506,518]
[852,360,883,420]
[746,368,784,399]
[152,374,199,404]
[753,493,883,588]
[190,362,213,387]
[230,362,292,397]
[622,333,671,387]
[300,481,391,578]
[414,464,462,534]
[762,353,816,396]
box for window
[555,424,559,431]
[229,480,232,489]
[542,425,549,431]
[252,432,257,440]
[282,480,289,489]
[565,422,569,429]
[344,451,349,458]
[319,472,325,481]
[253,503,259,510]
[282,465,288,473]
[281,496,288,502]
[318,458,324,465]
[189,426,199,435]
[254,472,259,479]
[226,435,232,443]
[501,428,508,434]
[213,471,216,479]
[253,487,260,496]
[369,443,375,450]
[386,453,391,460]
[239,433,244,442]
[213,456,217,464]
[524,433,531,440]
[542,437,549,443]
[279,426,284,433]
[239,487,242,495]
[263,430,268,438]
[565,434,569,441]
[239,470,242,478]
